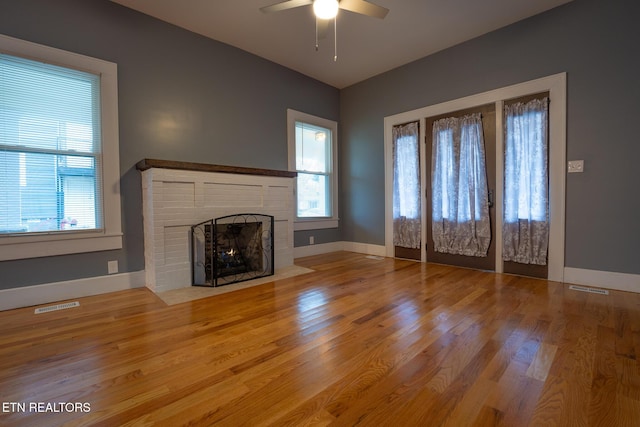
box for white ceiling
[111,0,573,89]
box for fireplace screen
[191,213,274,287]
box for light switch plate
[568,160,584,173]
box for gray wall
[340,0,640,275]
[0,0,339,289]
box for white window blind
[0,53,103,235]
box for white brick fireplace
[137,159,296,293]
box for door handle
[488,189,494,208]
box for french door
[423,94,549,277]
[425,103,496,271]
[502,92,549,279]
[385,73,566,282]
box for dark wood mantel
[136,158,297,178]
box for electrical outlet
[108,260,118,274]
[568,160,584,173]
[309,236,315,245]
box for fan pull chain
[315,19,319,51]
[334,15,337,61]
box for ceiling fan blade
[338,0,389,19]
[316,18,330,40]
[260,0,313,14]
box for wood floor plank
[0,251,639,426]
[526,342,559,382]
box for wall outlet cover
[568,160,584,173]
[108,260,118,274]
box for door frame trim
[384,73,566,282]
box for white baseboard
[563,267,640,294]
[341,241,387,257]
[3,259,637,313]
[294,241,345,258]
[294,241,386,259]
[294,244,640,295]
[0,270,146,311]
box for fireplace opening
[191,213,274,287]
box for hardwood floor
[0,251,638,426]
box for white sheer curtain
[503,98,549,265]
[392,121,421,248]
[431,113,490,257]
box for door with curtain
[392,121,421,260]
[502,93,549,278]
[425,104,496,271]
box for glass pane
[432,128,454,221]
[62,175,96,229]
[395,134,420,219]
[504,109,548,222]
[0,151,97,233]
[297,172,330,217]
[295,121,329,173]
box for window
[1,57,101,234]
[0,34,121,260]
[287,109,338,230]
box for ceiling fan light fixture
[313,0,339,19]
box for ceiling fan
[260,0,389,60]
[260,0,389,20]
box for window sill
[294,219,339,231]
[0,232,123,261]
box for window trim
[287,109,339,230]
[0,34,122,260]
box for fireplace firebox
[191,213,274,287]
